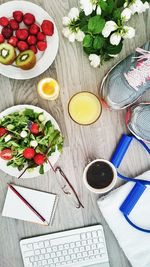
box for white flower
[89,54,100,68]
[110,32,122,46]
[68,7,79,20]
[123,26,135,39]
[20,130,28,138]
[68,32,76,42]
[80,0,97,16]
[4,134,11,142]
[129,0,148,14]
[142,1,149,11]
[62,16,71,26]
[121,8,132,21]
[62,27,71,38]
[96,6,101,15]
[75,30,85,42]
[30,140,38,148]
[102,21,118,38]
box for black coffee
[86,161,114,189]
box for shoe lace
[124,47,150,91]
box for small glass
[68,91,102,125]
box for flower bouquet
[62,0,149,67]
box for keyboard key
[48,259,53,264]
[51,252,56,258]
[59,256,65,262]
[42,260,47,265]
[38,242,44,249]
[52,246,57,252]
[40,248,46,254]
[68,248,73,254]
[24,251,34,257]
[58,245,63,250]
[80,246,84,252]
[87,239,93,245]
[35,250,40,255]
[44,241,49,247]
[65,255,70,261]
[81,233,86,239]
[46,247,52,253]
[94,249,99,255]
[56,251,61,257]
[27,244,33,250]
[85,245,90,251]
[33,243,39,250]
[71,254,76,260]
[45,254,50,259]
[87,232,92,239]
[37,261,42,266]
[62,250,67,256]
[64,244,69,249]
[70,243,75,248]
[75,241,81,247]
[38,255,44,261]
[53,257,59,263]
[93,238,99,244]
[81,240,86,246]
[92,231,97,238]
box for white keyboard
[20,225,109,267]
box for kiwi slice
[0,43,16,65]
[16,50,36,70]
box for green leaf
[93,36,105,49]
[83,35,93,47]
[113,9,121,20]
[88,15,105,34]
[23,109,35,119]
[98,0,107,11]
[83,46,99,55]
[106,41,123,55]
[39,165,44,174]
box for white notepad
[2,185,58,225]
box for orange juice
[68,92,102,125]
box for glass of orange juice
[68,91,102,125]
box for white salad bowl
[0,105,62,178]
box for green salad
[0,108,64,174]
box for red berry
[37,31,46,41]
[9,19,19,30]
[23,13,35,26]
[23,148,35,159]
[0,127,8,137]
[37,41,47,51]
[17,41,29,51]
[29,45,37,54]
[0,17,9,27]
[34,153,45,165]
[27,35,37,45]
[13,11,23,23]
[0,34,4,44]
[2,27,13,39]
[8,36,18,47]
[0,148,12,160]
[29,24,40,35]
[41,20,54,36]
[16,28,28,40]
[30,123,39,135]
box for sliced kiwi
[16,50,36,70]
[0,43,16,65]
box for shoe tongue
[128,104,150,142]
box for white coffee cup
[83,159,117,194]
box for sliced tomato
[0,127,7,137]
[0,148,13,160]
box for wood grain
[0,1,150,267]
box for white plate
[0,105,61,178]
[0,1,59,79]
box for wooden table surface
[0,1,150,267]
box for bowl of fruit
[0,105,64,178]
[0,1,59,79]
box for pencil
[8,184,48,225]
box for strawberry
[27,35,37,45]
[13,11,23,23]
[2,27,13,39]
[0,127,7,137]
[16,29,28,40]
[8,36,18,47]
[37,41,47,51]
[29,24,40,35]
[29,45,37,54]
[23,147,35,159]
[0,148,12,160]
[34,153,45,165]
[0,17,9,27]
[0,34,4,44]
[30,123,39,135]
[41,20,54,36]
[17,40,29,51]
[37,32,46,41]
[23,13,35,26]
[9,19,19,30]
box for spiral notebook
[2,185,58,225]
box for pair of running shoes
[100,42,150,143]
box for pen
[8,184,48,226]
